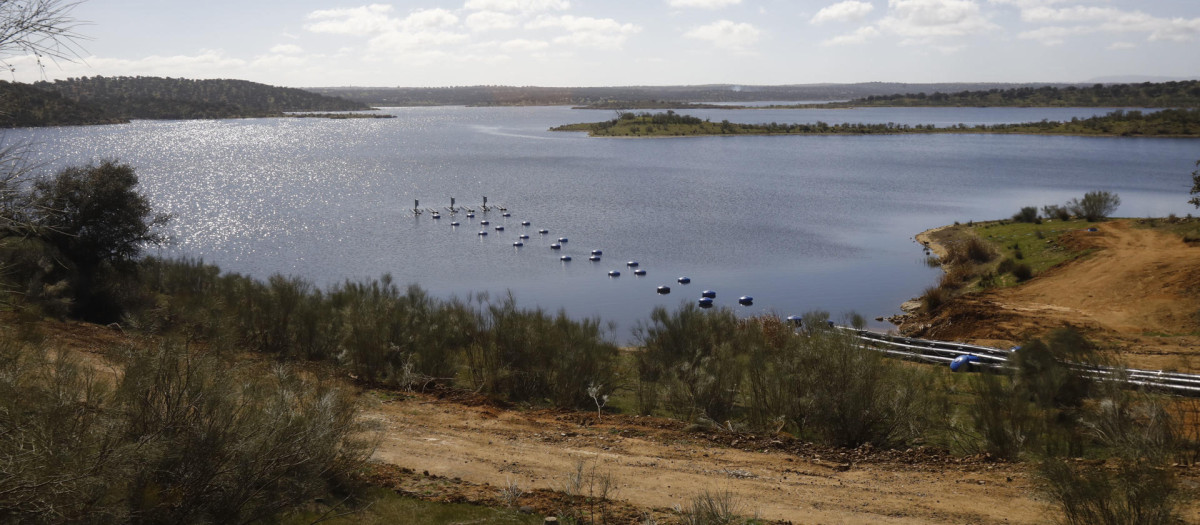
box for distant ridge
[308,82,1086,107]
[31,76,370,122]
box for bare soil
[903,219,1200,372]
[364,389,1058,524]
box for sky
[6,0,1200,87]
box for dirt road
[366,392,1050,524]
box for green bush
[1067,191,1121,222]
[1013,206,1039,223]
[0,337,370,524]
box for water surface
[7,106,1196,341]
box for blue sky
[9,0,1200,87]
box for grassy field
[284,488,544,525]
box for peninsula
[551,108,1200,138]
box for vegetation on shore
[552,108,1200,138]
[812,80,1200,109]
[1,76,372,127]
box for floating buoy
[561,255,572,262]
[478,231,488,236]
[480,220,490,226]
[677,276,691,284]
[513,241,523,247]
[503,212,511,217]
[467,213,475,218]
[550,243,561,250]
[786,315,803,326]
[521,221,530,226]
[431,214,441,219]
[539,229,549,234]
[950,355,981,372]
[451,221,460,226]
[608,270,620,277]
[495,226,504,231]
[626,261,639,268]
[589,255,600,261]
[633,269,646,276]
[698,297,714,308]
[591,249,602,256]
[518,234,529,239]
[701,290,716,299]
[558,237,568,243]
[657,286,671,294]
[738,296,753,306]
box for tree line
[553,108,1200,137]
[834,80,1200,108]
[2,76,370,126]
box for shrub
[1043,204,1071,221]
[0,337,370,524]
[1013,206,1039,223]
[633,304,744,421]
[1012,263,1033,281]
[1038,381,1181,525]
[679,489,749,525]
[920,286,945,311]
[1067,191,1121,222]
[944,235,996,265]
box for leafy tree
[1067,191,1121,221]
[1190,160,1199,209]
[29,160,168,319]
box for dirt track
[366,392,1051,524]
[908,220,1200,372]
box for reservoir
[8,106,1197,341]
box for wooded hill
[309,82,1082,107]
[3,76,370,126]
[0,81,126,128]
[834,80,1200,108]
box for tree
[1067,191,1121,222]
[1190,160,1199,209]
[29,160,168,319]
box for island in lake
[552,108,1200,138]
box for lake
[7,106,1197,342]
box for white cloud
[665,0,743,9]
[997,1,1200,45]
[466,10,518,31]
[499,38,550,51]
[877,0,999,44]
[269,44,304,54]
[305,4,396,35]
[811,1,876,24]
[1107,41,1135,50]
[683,20,761,50]
[464,0,569,13]
[527,15,641,49]
[822,25,880,45]
[401,8,459,30]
